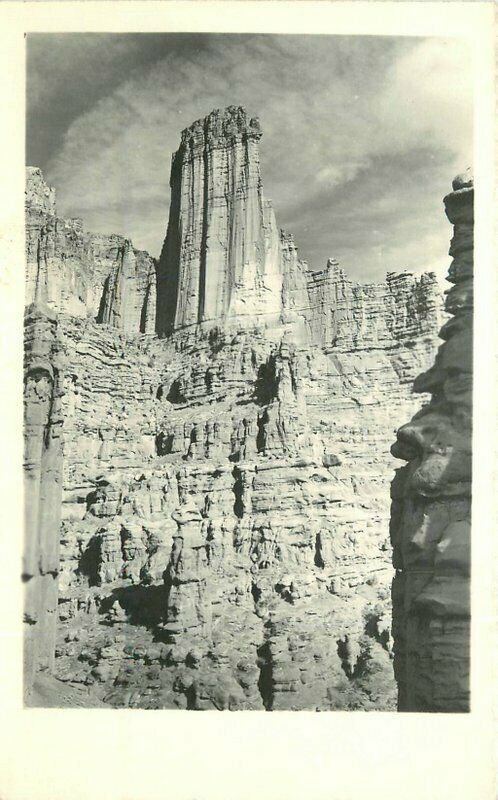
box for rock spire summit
[156,106,282,334]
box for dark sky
[26,33,472,282]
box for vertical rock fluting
[390,172,473,712]
[25,167,157,332]
[99,241,156,334]
[23,305,64,696]
[156,106,282,334]
[304,259,443,352]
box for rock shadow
[99,584,166,629]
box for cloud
[27,34,472,282]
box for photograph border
[0,3,495,799]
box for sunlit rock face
[156,106,282,334]
[25,167,156,332]
[23,305,64,698]
[390,171,473,712]
[24,108,446,711]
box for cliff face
[157,107,282,334]
[25,167,156,332]
[390,171,473,712]
[24,107,446,710]
[304,261,442,352]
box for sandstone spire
[156,106,282,334]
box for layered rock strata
[390,171,473,712]
[25,167,156,332]
[24,107,446,710]
[304,261,442,352]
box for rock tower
[157,107,282,334]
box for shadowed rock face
[390,171,473,712]
[24,107,447,710]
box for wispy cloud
[27,34,472,283]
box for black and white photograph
[23,29,475,713]
[0,2,495,799]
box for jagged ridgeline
[24,106,445,710]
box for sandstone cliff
[26,167,156,332]
[304,260,442,352]
[390,171,473,712]
[24,107,446,710]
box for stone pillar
[23,305,64,698]
[156,106,282,334]
[390,172,473,712]
[100,242,140,334]
[163,504,212,644]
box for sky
[26,34,473,283]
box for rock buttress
[156,106,282,334]
[23,305,64,697]
[390,171,473,712]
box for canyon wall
[390,171,473,712]
[24,107,446,710]
[304,260,442,352]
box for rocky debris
[390,170,473,712]
[25,671,106,708]
[24,107,447,710]
[23,304,64,698]
[25,167,156,330]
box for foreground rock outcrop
[24,107,446,710]
[390,171,473,712]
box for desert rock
[24,107,446,710]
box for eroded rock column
[390,172,473,712]
[157,106,282,334]
[23,305,64,697]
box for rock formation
[25,167,156,331]
[24,107,446,710]
[23,304,64,695]
[156,107,282,334]
[390,171,473,712]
